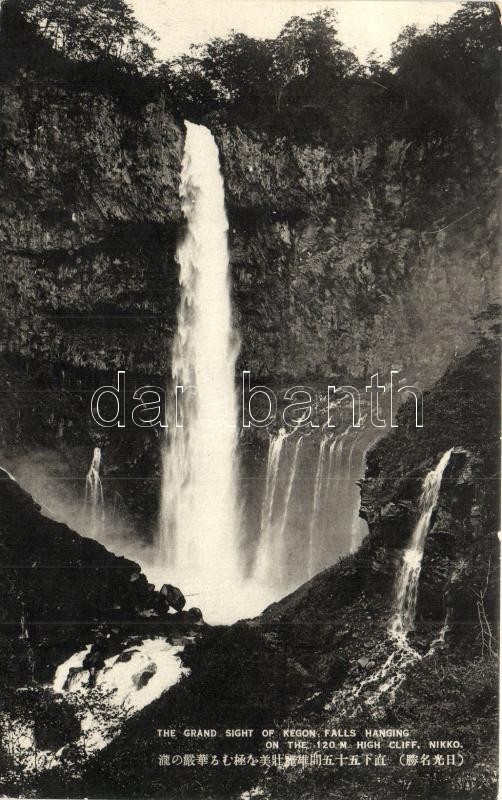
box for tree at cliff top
[1,0,157,74]
[159,9,363,143]
[372,1,501,139]
[160,2,500,146]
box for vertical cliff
[0,72,499,542]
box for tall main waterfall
[158,122,242,618]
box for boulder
[160,584,186,612]
[132,664,157,689]
[328,655,349,688]
[186,607,204,624]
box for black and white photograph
[0,1,499,797]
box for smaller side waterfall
[254,430,287,583]
[327,449,454,718]
[275,435,303,575]
[308,435,330,577]
[390,448,453,640]
[85,447,105,538]
[253,420,382,595]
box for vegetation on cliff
[163,3,501,147]
[2,1,500,143]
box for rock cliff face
[360,335,499,638]
[0,76,499,385]
[0,78,183,375]
[219,125,499,382]
[0,73,499,536]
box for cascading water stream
[85,447,105,538]
[157,122,242,622]
[308,435,331,577]
[389,448,454,641]
[327,426,350,509]
[52,639,188,756]
[277,435,303,555]
[268,434,304,588]
[327,448,454,716]
[254,429,287,581]
[253,420,381,594]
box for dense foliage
[1,0,157,72]
[1,1,500,140]
[159,2,500,145]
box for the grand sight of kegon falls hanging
[0,2,499,799]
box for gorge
[0,3,499,798]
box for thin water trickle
[254,429,287,579]
[255,432,304,588]
[308,436,330,577]
[85,447,105,538]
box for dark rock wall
[0,79,183,375]
[218,125,499,382]
[0,78,499,385]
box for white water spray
[158,122,242,619]
[54,638,187,754]
[85,447,105,538]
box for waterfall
[251,420,382,594]
[158,121,241,618]
[308,435,330,577]
[346,430,363,553]
[277,435,303,553]
[327,426,350,510]
[390,449,453,641]
[326,448,454,718]
[327,435,339,482]
[253,429,287,584]
[85,447,104,538]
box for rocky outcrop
[0,468,202,686]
